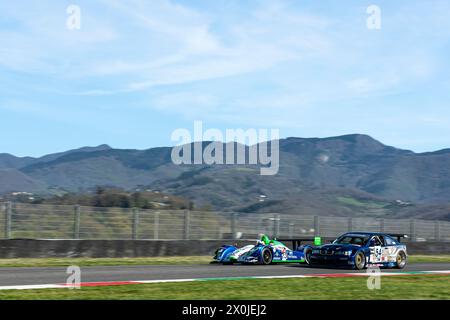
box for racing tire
[303,247,312,265]
[395,251,407,269]
[260,247,273,265]
[354,251,366,270]
[212,248,220,260]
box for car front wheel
[304,247,312,265]
[354,252,366,270]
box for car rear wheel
[395,251,407,269]
[354,252,366,270]
[260,247,273,265]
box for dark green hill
[1,135,450,219]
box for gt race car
[212,235,321,265]
[304,232,408,270]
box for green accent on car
[261,234,270,245]
[314,236,322,246]
[269,240,284,246]
[272,259,305,263]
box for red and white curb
[1,270,449,291]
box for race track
[1,262,450,288]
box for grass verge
[0,275,448,299]
[0,256,212,268]
[407,255,450,263]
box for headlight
[335,250,352,256]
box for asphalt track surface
[0,263,449,287]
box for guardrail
[1,202,449,241]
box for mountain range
[1,134,450,220]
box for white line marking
[251,275,309,279]
[0,284,66,290]
[0,270,449,291]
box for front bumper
[239,256,260,264]
[310,254,354,266]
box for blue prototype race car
[212,235,321,265]
[304,232,408,270]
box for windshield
[333,235,369,246]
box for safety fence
[1,202,449,241]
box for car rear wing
[275,237,322,251]
[388,234,408,242]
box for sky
[1,0,450,157]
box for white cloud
[2,0,450,135]
[70,0,332,93]
[0,2,118,75]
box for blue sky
[1,0,450,157]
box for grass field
[0,255,449,268]
[0,256,212,267]
[0,275,448,299]
[405,255,450,263]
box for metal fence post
[347,217,352,232]
[435,220,440,241]
[73,205,80,239]
[5,201,12,239]
[231,213,237,240]
[132,207,139,240]
[154,211,159,240]
[409,219,416,242]
[183,210,190,240]
[273,214,280,238]
[313,216,320,237]
[379,219,385,233]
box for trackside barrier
[0,239,449,258]
[0,202,449,241]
